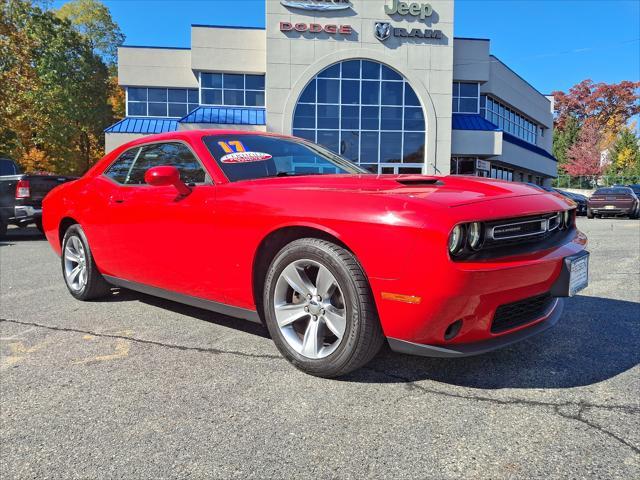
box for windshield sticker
[220,152,273,164]
[218,140,246,153]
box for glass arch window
[293,60,426,174]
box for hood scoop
[395,176,443,187]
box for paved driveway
[1,218,638,479]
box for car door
[102,141,222,301]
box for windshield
[203,134,367,182]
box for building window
[200,73,265,107]
[452,82,480,114]
[126,87,199,118]
[481,96,538,144]
[293,60,426,174]
[450,156,477,175]
[490,165,514,181]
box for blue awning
[179,106,266,125]
[452,114,500,131]
[104,117,178,134]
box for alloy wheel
[273,259,347,359]
[64,235,88,292]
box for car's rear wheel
[61,224,110,300]
[263,238,384,378]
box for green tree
[55,0,126,120]
[609,127,640,177]
[552,115,580,174]
[0,0,113,173]
[55,0,124,69]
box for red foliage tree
[564,123,604,178]
[552,79,640,144]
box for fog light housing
[444,319,463,341]
[448,225,465,255]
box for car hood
[242,174,547,207]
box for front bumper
[387,298,563,357]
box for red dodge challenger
[43,130,589,377]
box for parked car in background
[587,187,639,219]
[0,158,76,238]
[627,184,640,197]
[43,130,588,377]
[556,190,588,216]
[526,183,587,216]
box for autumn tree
[56,0,125,120]
[55,0,124,70]
[564,123,604,179]
[608,126,640,177]
[0,0,113,173]
[552,80,640,179]
[553,79,640,142]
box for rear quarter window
[104,148,140,184]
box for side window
[104,148,140,184]
[126,143,166,185]
[158,143,206,184]
[125,142,206,185]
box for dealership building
[105,0,557,184]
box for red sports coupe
[43,130,589,377]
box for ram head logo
[374,22,392,42]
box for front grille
[451,210,576,261]
[482,212,569,250]
[491,293,555,333]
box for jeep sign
[385,0,433,20]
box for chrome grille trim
[489,218,548,241]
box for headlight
[448,225,465,255]
[468,222,484,250]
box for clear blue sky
[52,0,640,94]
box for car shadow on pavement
[0,226,45,245]
[101,287,270,339]
[345,295,640,389]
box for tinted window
[203,135,366,182]
[126,142,206,185]
[0,159,19,175]
[104,148,140,183]
[594,187,633,195]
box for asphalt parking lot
[1,218,639,479]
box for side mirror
[144,166,191,196]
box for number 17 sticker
[218,141,246,153]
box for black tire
[587,209,594,219]
[35,219,45,235]
[263,238,384,378]
[61,224,111,300]
[0,218,7,239]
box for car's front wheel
[263,238,384,378]
[61,224,111,300]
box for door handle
[109,196,125,204]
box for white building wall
[191,26,266,74]
[105,133,146,153]
[265,0,455,175]
[118,47,198,88]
